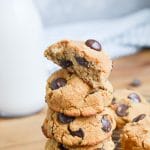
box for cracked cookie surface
[121,114,150,150]
[46,69,113,117]
[45,137,115,150]
[42,108,116,146]
[44,39,112,88]
[110,89,150,128]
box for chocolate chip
[112,130,121,141]
[60,59,73,68]
[59,144,68,150]
[128,93,141,103]
[85,39,101,51]
[50,78,67,90]
[116,104,129,117]
[111,98,116,104]
[101,115,112,132]
[132,114,146,122]
[69,127,84,138]
[130,79,141,87]
[75,56,89,67]
[112,135,120,141]
[57,113,75,124]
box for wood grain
[0,50,150,150]
[0,108,47,150]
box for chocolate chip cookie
[110,89,150,128]
[46,69,113,117]
[44,39,112,88]
[121,114,150,150]
[42,108,116,146]
[45,137,115,150]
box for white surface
[0,0,45,117]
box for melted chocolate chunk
[60,59,73,68]
[128,93,141,103]
[75,56,89,67]
[132,114,146,122]
[59,144,68,150]
[57,113,75,124]
[130,79,141,87]
[101,115,112,132]
[116,104,129,117]
[85,39,101,51]
[69,127,84,138]
[50,78,67,90]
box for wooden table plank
[0,50,150,149]
[0,108,47,150]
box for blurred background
[0,0,150,117]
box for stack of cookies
[42,39,116,149]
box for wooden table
[0,50,150,150]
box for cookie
[121,114,150,150]
[44,39,112,88]
[45,138,115,150]
[110,89,150,128]
[42,108,116,146]
[46,69,113,117]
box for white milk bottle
[0,0,44,117]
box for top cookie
[44,39,112,88]
[121,114,150,150]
